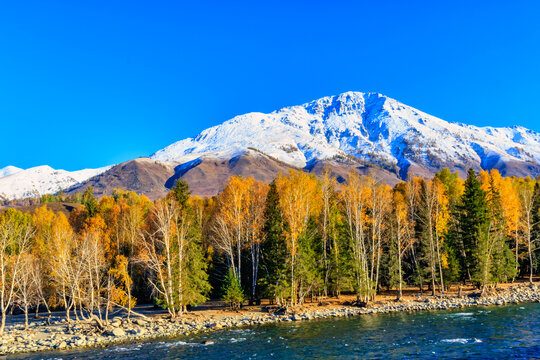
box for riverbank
[1,282,539,356]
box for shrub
[221,269,245,310]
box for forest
[0,167,539,335]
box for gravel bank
[1,283,539,356]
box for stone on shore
[134,319,147,326]
[110,328,126,337]
[0,283,538,356]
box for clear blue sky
[1,0,539,170]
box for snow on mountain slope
[152,91,540,178]
[4,91,540,201]
[0,166,23,178]
[0,165,111,200]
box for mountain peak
[151,91,540,179]
[0,165,111,200]
[4,91,540,201]
[0,166,23,178]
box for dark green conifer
[221,269,245,310]
[82,186,98,217]
[259,180,289,305]
[457,169,488,282]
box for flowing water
[14,302,540,359]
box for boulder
[110,328,126,337]
[134,319,147,326]
[110,321,122,328]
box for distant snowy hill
[0,166,23,178]
[3,91,540,200]
[0,165,111,200]
[152,91,540,179]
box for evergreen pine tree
[169,180,211,311]
[221,269,245,310]
[457,169,488,282]
[436,168,464,283]
[531,181,540,277]
[441,231,461,283]
[486,177,517,285]
[172,179,191,208]
[295,217,323,303]
[82,186,98,217]
[326,202,349,298]
[386,219,401,294]
[259,181,289,305]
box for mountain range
[2,91,540,201]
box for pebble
[0,284,538,356]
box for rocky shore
[1,283,539,356]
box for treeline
[39,190,84,204]
[0,168,539,334]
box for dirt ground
[180,277,540,323]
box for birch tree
[15,254,41,329]
[369,181,392,299]
[319,168,337,296]
[0,209,34,334]
[518,178,537,283]
[139,197,179,317]
[212,176,251,281]
[140,181,209,318]
[245,180,268,303]
[47,212,78,321]
[417,178,449,295]
[340,172,373,302]
[275,170,321,306]
[391,189,414,300]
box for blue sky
[1,0,539,170]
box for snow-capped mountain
[152,91,540,179]
[4,91,540,201]
[0,165,111,200]
[0,166,23,178]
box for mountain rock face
[0,165,110,200]
[169,149,302,198]
[66,158,174,200]
[3,91,540,200]
[62,150,397,200]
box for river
[14,302,540,359]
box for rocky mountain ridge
[3,91,540,200]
